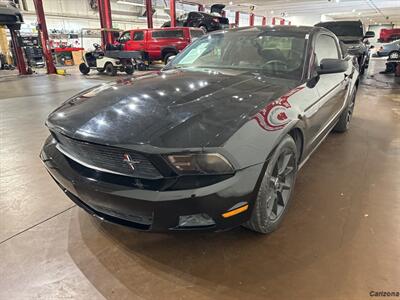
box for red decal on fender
[253,86,304,131]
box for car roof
[126,27,202,32]
[227,25,321,35]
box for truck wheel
[79,63,90,75]
[243,135,298,234]
[163,53,176,65]
[334,86,357,133]
[105,63,117,76]
[97,68,105,73]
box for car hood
[47,69,297,149]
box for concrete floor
[0,60,399,300]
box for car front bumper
[40,138,263,232]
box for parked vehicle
[375,39,400,57]
[378,28,400,43]
[115,27,204,64]
[162,4,229,32]
[79,43,136,76]
[315,20,374,74]
[0,1,23,28]
[42,26,359,234]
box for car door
[124,30,145,51]
[306,33,348,150]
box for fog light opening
[178,213,216,228]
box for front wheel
[334,87,357,133]
[243,135,298,234]
[79,63,90,75]
[125,62,134,75]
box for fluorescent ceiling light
[117,0,145,7]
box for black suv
[162,5,229,32]
[315,20,374,74]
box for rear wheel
[163,52,176,65]
[125,62,134,75]
[334,87,357,133]
[243,135,298,234]
[79,63,90,75]
[105,63,117,76]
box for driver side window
[314,35,340,65]
[133,31,144,41]
[119,32,131,43]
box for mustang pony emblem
[123,154,141,171]
[253,86,304,131]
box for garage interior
[0,0,399,299]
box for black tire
[79,63,90,75]
[334,86,357,133]
[125,63,134,75]
[388,50,400,60]
[97,68,105,73]
[243,135,298,234]
[105,63,117,76]
[163,52,176,65]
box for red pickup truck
[116,27,204,64]
[378,28,400,43]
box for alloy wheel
[265,150,296,222]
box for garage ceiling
[199,0,400,25]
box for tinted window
[119,31,131,42]
[133,31,144,41]
[315,34,339,64]
[190,29,205,39]
[316,22,363,37]
[152,30,184,39]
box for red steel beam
[97,0,106,46]
[235,11,240,27]
[9,29,28,75]
[280,18,285,25]
[102,0,113,44]
[249,13,255,26]
[262,16,267,26]
[170,0,176,27]
[145,0,153,28]
[33,0,56,74]
[272,17,276,25]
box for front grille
[54,133,162,179]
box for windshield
[318,22,363,37]
[168,30,307,80]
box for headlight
[166,153,234,175]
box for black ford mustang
[41,26,359,233]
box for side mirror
[317,58,348,75]
[167,55,176,64]
[364,31,375,39]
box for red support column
[33,0,56,74]
[170,0,176,27]
[280,18,285,25]
[262,16,267,26]
[272,17,276,25]
[102,0,113,44]
[9,29,27,75]
[235,11,240,27]
[145,0,153,28]
[198,4,204,12]
[249,13,255,26]
[97,0,106,47]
